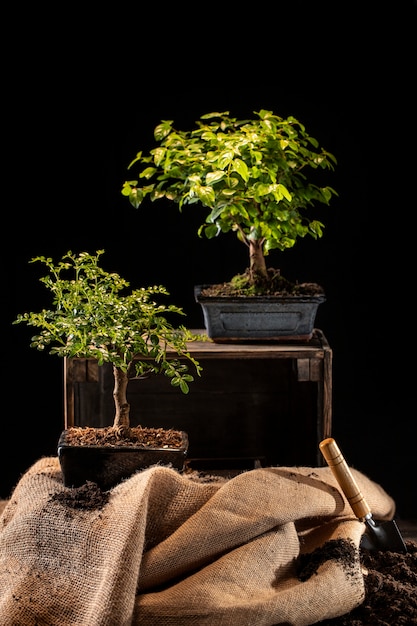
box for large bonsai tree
[14,250,203,437]
[122,109,338,293]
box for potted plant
[13,250,204,489]
[121,109,338,341]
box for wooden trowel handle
[319,438,372,520]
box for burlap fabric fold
[0,457,396,626]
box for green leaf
[195,186,216,207]
[179,380,190,394]
[154,121,174,141]
[139,166,157,179]
[202,223,219,239]
[129,188,143,208]
[206,170,226,185]
[277,184,292,202]
[153,147,167,167]
[232,159,249,182]
[217,151,234,169]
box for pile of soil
[53,482,417,625]
[300,538,417,625]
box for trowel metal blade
[360,517,407,553]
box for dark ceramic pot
[194,285,326,342]
[57,430,189,490]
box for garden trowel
[319,437,407,554]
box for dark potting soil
[200,267,325,297]
[301,538,417,625]
[53,482,417,624]
[64,425,184,448]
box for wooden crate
[64,329,332,467]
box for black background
[2,2,416,517]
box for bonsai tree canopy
[14,250,203,436]
[122,109,338,293]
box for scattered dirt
[297,538,360,583]
[300,538,417,625]
[199,267,325,297]
[64,425,185,448]
[51,481,110,510]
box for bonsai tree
[121,109,338,294]
[13,250,203,439]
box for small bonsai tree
[13,250,203,438]
[122,109,338,294]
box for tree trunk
[249,239,268,283]
[112,366,131,432]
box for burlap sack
[0,457,395,626]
